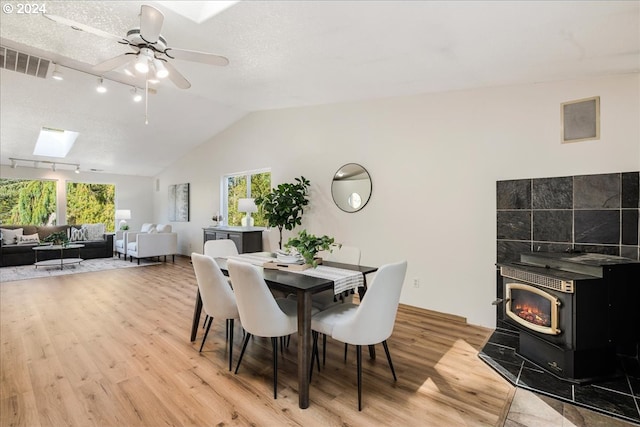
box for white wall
[157,73,639,328]
[0,166,154,231]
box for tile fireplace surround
[484,171,640,425]
[496,171,639,263]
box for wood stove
[496,252,639,383]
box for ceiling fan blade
[93,53,135,73]
[139,5,164,44]
[43,14,124,42]
[165,48,229,67]
[163,61,191,89]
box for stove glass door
[506,282,561,335]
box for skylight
[33,127,79,158]
[160,1,239,24]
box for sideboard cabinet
[202,226,263,254]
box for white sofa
[126,223,178,265]
[115,223,156,260]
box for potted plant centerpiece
[43,230,69,246]
[285,230,339,268]
[255,176,310,249]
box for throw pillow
[70,227,88,242]
[1,228,23,245]
[17,233,40,245]
[155,224,172,233]
[141,223,156,233]
[147,226,157,234]
[81,223,105,241]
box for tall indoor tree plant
[255,176,310,249]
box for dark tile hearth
[479,327,640,425]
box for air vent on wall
[0,45,50,78]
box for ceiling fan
[44,4,229,89]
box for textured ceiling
[1,1,638,176]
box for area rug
[0,257,160,282]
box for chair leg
[382,340,397,381]
[199,316,213,352]
[203,314,209,329]
[271,337,278,399]
[322,334,327,366]
[344,343,348,362]
[228,319,234,372]
[310,332,317,380]
[356,344,362,411]
[235,333,252,374]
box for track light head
[96,77,107,93]
[131,87,143,102]
[52,63,64,81]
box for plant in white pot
[285,229,339,268]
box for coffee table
[33,244,85,269]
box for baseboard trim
[398,303,467,324]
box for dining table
[189,252,377,409]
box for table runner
[287,265,364,295]
[226,254,364,295]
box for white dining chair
[204,238,239,258]
[309,245,362,366]
[191,253,241,371]
[310,260,407,411]
[201,239,239,329]
[227,259,298,399]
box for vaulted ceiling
[1,1,638,176]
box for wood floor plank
[0,256,513,426]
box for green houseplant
[285,229,339,268]
[255,176,310,249]
[42,230,69,246]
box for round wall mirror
[331,163,372,213]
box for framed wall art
[168,183,190,222]
[561,96,600,143]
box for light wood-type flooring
[1,256,627,426]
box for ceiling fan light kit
[43,4,229,122]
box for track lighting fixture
[52,63,64,81]
[96,77,107,93]
[8,158,80,173]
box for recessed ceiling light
[33,127,79,158]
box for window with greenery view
[224,170,271,226]
[0,178,57,225]
[66,182,116,232]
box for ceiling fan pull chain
[145,79,149,125]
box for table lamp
[238,198,257,227]
[115,209,131,230]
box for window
[0,178,57,225]
[66,182,116,232]
[223,170,271,226]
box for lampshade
[115,209,132,220]
[238,198,257,213]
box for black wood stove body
[496,252,639,383]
